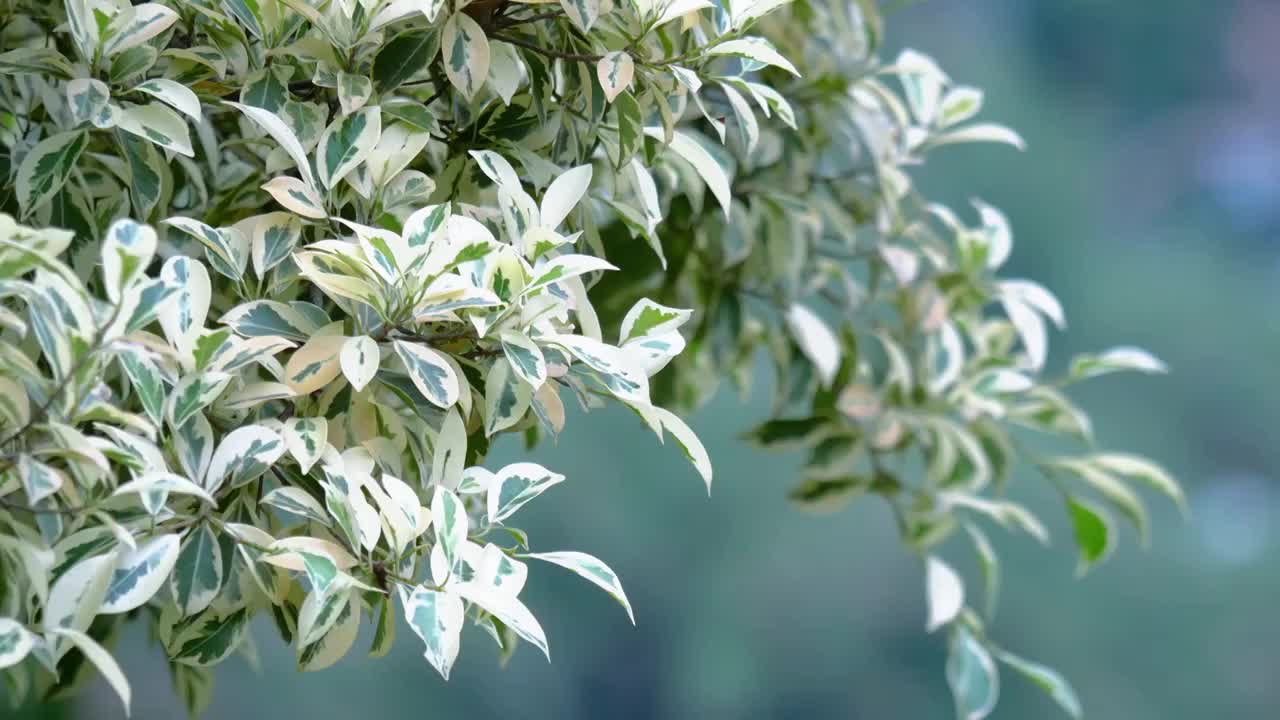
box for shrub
[0,0,1177,717]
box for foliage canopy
[0,0,1178,717]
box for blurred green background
[9,1,1278,718]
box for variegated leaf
[442,13,489,100]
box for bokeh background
[8,0,1278,717]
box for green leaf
[16,131,88,218]
[172,524,223,616]
[374,30,437,92]
[1068,497,1113,575]
[743,416,829,450]
[965,524,1000,620]
[787,475,866,513]
[109,45,159,84]
[339,335,380,392]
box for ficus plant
[0,0,1180,717]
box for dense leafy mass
[0,0,1177,717]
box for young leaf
[540,164,593,230]
[925,555,964,631]
[283,417,328,474]
[596,52,634,103]
[785,304,841,388]
[340,336,380,392]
